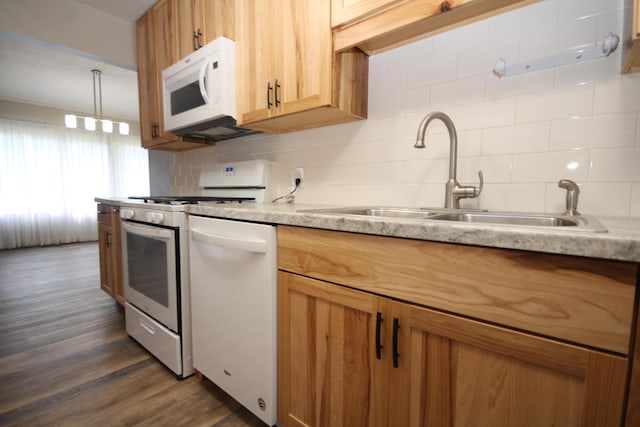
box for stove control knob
[120,209,135,220]
[145,212,164,224]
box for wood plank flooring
[0,242,266,427]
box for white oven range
[119,159,273,379]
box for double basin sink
[299,206,607,232]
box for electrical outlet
[293,167,304,181]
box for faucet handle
[474,170,484,197]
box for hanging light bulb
[102,119,113,133]
[64,69,129,135]
[84,117,96,131]
[65,114,77,128]
[119,122,130,135]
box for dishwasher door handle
[191,229,267,254]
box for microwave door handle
[198,57,212,106]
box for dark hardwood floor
[0,242,266,427]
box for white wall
[171,0,640,217]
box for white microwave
[161,37,258,141]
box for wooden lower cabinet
[279,271,628,426]
[277,225,637,427]
[97,203,124,305]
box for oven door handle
[191,229,267,254]
[122,221,174,241]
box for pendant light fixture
[64,69,129,135]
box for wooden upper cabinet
[235,0,368,133]
[331,0,402,27]
[176,0,235,60]
[136,0,213,151]
[332,0,541,55]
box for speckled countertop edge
[96,198,640,262]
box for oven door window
[121,221,178,332]
[127,234,169,307]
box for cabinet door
[279,272,385,427]
[400,302,629,426]
[201,0,235,43]
[176,0,200,59]
[278,0,333,116]
[98,222,114,298]
[109,207,124,305]
[235,0,276,124]
[135,12,157,146]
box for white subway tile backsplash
[569,183,632,216]
[407,55,457,88]
[594,75,640,114]
[430,75,485,108]
[558,0,619,22]
[512,150,589,182]
[488,0,559,42]
[550,114,637,150]
[170,0,638,218]
[518,16,597,63]
[516,83,594,123]
[589,148,640,181]
[482,122,550,155]
[432,20,489,59]
[479,183,548,212]
[631,184,640,216]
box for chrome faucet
[558,179,580,216]
[414,111,483,209]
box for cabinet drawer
[277,226,638,354]
[125,303,182,376]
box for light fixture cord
[92,69,103,119]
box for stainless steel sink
[298,206,449,219]
[298,206,607,232]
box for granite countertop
[186,202,640,263]
[96,198,640,262]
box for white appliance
[120,159,274,380]
[189,216,277,426]
[162,37,258,142]
[120,205,193,378]
[188,159,278,425]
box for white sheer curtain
[0,119,149,249]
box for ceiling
[0,0,156,122]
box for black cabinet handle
[275,79,281,107]
[375,312,383,359]
[392,317,400,368]
[267,82,273,109]
[151,122,158,139]
[196,29,203,49]
[105,231,112,248]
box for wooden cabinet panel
[176,0,235,60]
[235,0,367,133]
[278,269,629,426]
[333,0,540,55]
[331,0,402,27]
[97,204,123,303]
[277,226,637,355]
[136,0,209,151]
[278,272,383,427]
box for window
[0,119,149,249]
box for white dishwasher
[188,215,277,426]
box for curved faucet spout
[414,111,483,209]
[415,111,458,180]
